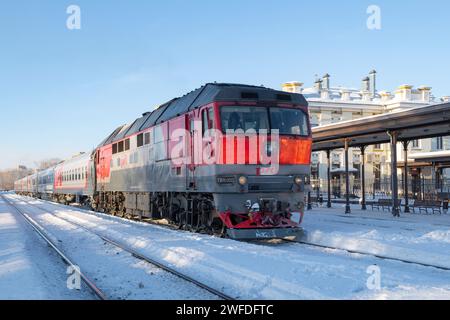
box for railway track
[1,195,107,300]
[282,238,450,272]
[4,195,234,301]
[11,194,450,275]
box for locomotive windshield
[269,107,309,136]
[220,106,309,136]
[220,106,269,131]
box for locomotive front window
[220,106,269,132]
[269,107,309,136]
[220,106,309,136]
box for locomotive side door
[187,114,197,190]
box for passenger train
[15,83,312,239]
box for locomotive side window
[125,139,130,151]
[202,108,215,137]
[220,106,269,132]
[202,109,208,136]
[269,107,309,136]
[112,143,118,154]
[154,124,167,161]
[208,108,215,129]
[118,141,124,153]
[137,133,144,147]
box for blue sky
[1,0,449,169]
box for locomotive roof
[99,83,308,147]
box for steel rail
[283,239,450,272]
[11,196,234,301]
[14,194,450,273]
[1,195,108,300]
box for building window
[310,114,319,128]
[412,140,421,149]
[436,137,444,150]
[373,163,381,190]
[374,144,381,150]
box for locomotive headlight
[238,176,248,186]
[294,176,303,185]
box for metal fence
[312,177,450,201]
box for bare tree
[34,158,62,171]
[0,167,33,190]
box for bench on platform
[371,199,402,212]
[412,200,443,215]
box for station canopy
[409,150,450,167]
[312,102,450,151]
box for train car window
[144,132,150,145]
[118,141,124,153]
[137,133,144,147]
[125,139,130,151]
[269,107,309,136]
[220,106,269,133]
[112,143,118,154]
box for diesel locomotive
[15,83,312,240]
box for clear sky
[1,0,449,169]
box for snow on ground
[6,193,450,300]
[1,195,217,300]
[303,205,450,269]
[0,195,93,300]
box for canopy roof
[409,151,450,163]
[312,102,450,151]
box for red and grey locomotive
[15,83,312,240]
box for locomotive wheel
[211,218,227,237]
[220,225,228,238]
[193,212,202,233]
[177,210,187,230]
[194,210,209,233]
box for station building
[282,71,450,198]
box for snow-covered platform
[304,205,450,270]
